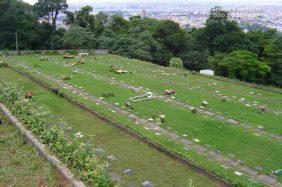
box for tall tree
[198,6,248,55]
[210,50,271,83]
[64,6,95,31]
[63,26,96,49]
[94,12,109,36]
[34,0,68,34]
[0,0,41,49]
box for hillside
[0,54,281,186]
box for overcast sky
[23,0,282,5]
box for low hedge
[0,81,112,186]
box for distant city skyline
[23,0,282,6]
[24,0,282,31]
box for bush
[101,92,115,98]
[169,57,183,69]
[0,62,8,67]
[32,50,41,55]
[65,50,78,55]
[51,87,59,95]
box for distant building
[243,29,249,33]
[200,69,214,76]
[140,9,146,18]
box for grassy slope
[0,115,66,187]
[0,68,216,186]
[12,55,282,176]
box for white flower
[75,132,83,138]
[148,118,154,121]
[159,114,166,119]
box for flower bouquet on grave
[25,91,35,99]
[191,107,198,114]
[202,101,209,107]
[159,114,166,122]
[61,75,72,80]
[164,89,176,95]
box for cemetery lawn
[0,68,217,186]
[0,115,67,186]
[2,54,282,185]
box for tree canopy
[0,2,281,86]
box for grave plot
[21,54,282,137]
[0,115,66,186]
[60,55,282,135]
[89,55,282,111]
[4,55,282,185]
[0,68,216,186]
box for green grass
[0,115,66,187]
[3,54,282,185]
[15,55,282,135]
[0,68,217,186]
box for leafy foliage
[63,26,96,49]
[0,1,281,86]
[169,57,183,69]
[210,50,271,83]
[34,0,68,33]
[0,81,112,186]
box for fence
[0,49,108,55]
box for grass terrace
[0,115,66,186]
[0,67,216,186]
[1,54,282,185]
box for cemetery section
[1,54,282,186]
[0,67,217,187]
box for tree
[210,50,271,83]
[111,36,153,61]
[0,0,42,50]
[34,0,68,34]
[108,15,128,34]
[264,37,282,86]
[198,6,247,55]
[63,26,96,49]
[49,28,65,49]
[64,6,95,31]
[169,57,183,69]
[181,50,210,71]
[94,12,109,36]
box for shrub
[51,87,64,97]
[0,62,8,67]
[102,92,115,98]
[190,107,198,114]
[65,50,79,55]
[51,87,60,95]
[32,50,41,55]
[33,64,40,68]
[169,57,183,69]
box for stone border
[0,102,86,187]
[7,63,232,187]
